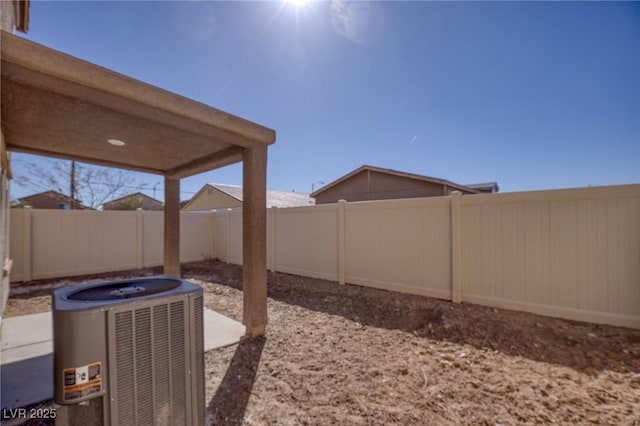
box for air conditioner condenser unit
[53,276,204,426]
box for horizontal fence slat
[463,294,640,329]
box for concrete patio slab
[1,312,53,364]
[205,309,246,350]
[0,308,244,410]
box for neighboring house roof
[311,165,481,197]
[183,183,315,210]
[16,190,90,209]
[465,182,500,193]
[102,192,163,210]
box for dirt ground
[5,260,640,425]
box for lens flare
[330,0,386,45]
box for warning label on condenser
[63,362,102,402]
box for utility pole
[70,160,76,210]
[153,182,160,199]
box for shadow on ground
[9,260,640,376]
[207,336,266,426]
[1,354,53,411]
[186,261,640,375]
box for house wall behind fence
[8,184,640,329]
[10,210,216,282]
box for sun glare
[287,0,310,7]
[269,0,318,36]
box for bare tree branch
[13,158,148,209]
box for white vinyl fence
[10,210,214,282]
[211,184,640,329]
[9,184,640,328]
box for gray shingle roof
[209,183,315,208]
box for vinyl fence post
[270,206,277,273]
[136,209,144,269]
[23,206,32,282]
[338,199,346,285]
[225,209,230,263]
[210,210,217,260]
[450,191,462,303]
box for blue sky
[11,0,640,202]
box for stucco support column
[242,145,268,337]
[164,177,181,276]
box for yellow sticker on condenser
[63,362,102,401]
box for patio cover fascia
[1,32,274,336]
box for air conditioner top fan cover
[54,275,201,311]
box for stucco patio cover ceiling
[0,31,275,178]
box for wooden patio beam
[166,146,243,180]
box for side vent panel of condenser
[108,296,204,426]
